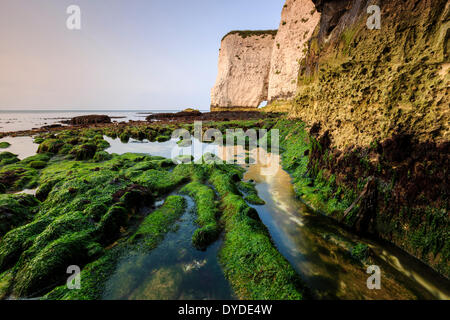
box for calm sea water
[0,109,207,133]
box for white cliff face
[210,32,276,110]
[268,0,320,101]
[210,0,320,110]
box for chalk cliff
[268,0,320,101]
[210,31,277,111]
[271,0,449,277]
[211,0,450,277]
[211,1,320,109]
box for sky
[0,0,285,111]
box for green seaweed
[181,182,220,249]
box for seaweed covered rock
[209,166,306,299]
[181,182,220,249]
[0,142,10,149]
[0,152,19,166]
[0,152,198,298]
[0,194,39,237]
[70,143,97,160]
[130,195,186,247]
[12,231,96,297]
[37,139,64,154]
[97,205,128,245]
[0,165,39,192]
[67,115,111,125]
[29,161,47,169]
[93,151,112,162]
[239,181,265,205]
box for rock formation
[66,115,111,125]
[211,31,277,111]
[289,0,449,149]
[268,0,320,101]
[211,1,320,110]
[211,0,450,277]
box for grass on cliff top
[222,30,278,41]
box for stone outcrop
[210,31,277,111]
[66,115,111,125]
[268,0,320,101]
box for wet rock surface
[64,115,112,126]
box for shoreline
[0,111,282,138]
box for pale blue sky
[0,0,284,110]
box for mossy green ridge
[0,270,14,299]
[130,195,186,248]
[0,154,52,192]
[274,120,354,215]
[43,249,120,300]
[0,142,194,298]
[0,194,39,237]
[181,182,220,249]
[0,152,19,166]
[209,166,306,300]
[0,142,10,149]
[239,181,265,205]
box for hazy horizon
[0,0,284,111]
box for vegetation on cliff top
[222,30,278,41]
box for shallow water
[0,136,38,160]
[105,138,450,300]
[103,196,234,300]
[244,155,450,300]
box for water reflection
[244,157,450,300]
[103,196,234,300]
[104,137,450,300]
[0,136,38,160]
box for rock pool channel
[7,135,447,300]
[101,136,450,300]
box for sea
[0,109,208,133]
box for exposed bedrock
[290,0,450,149]
[65,115,112,126]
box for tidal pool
[244,155,450,300]
[102,196,235,300]
[104,138,450,300]
[0,136,38,160]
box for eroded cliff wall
[289,0,449,149]
[274,0,450,277]
[268,0,320,101]
[210,31,277,111]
